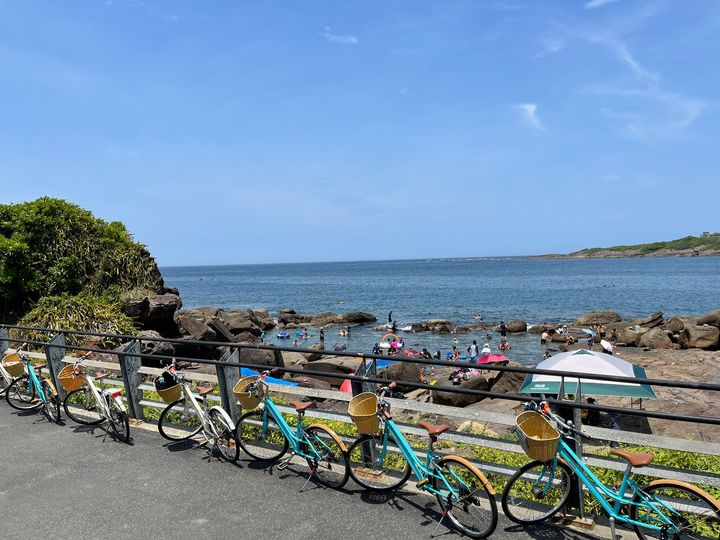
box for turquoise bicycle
[346,383,498,539]
[233,370,350,489]
[4,343,62,424]
[501,399,720,539]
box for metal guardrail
[3,324,720,515]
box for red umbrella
[476,354,509,365]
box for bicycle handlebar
[526,399,592,441]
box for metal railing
[3,323,720,521]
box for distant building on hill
[702,231,710,238]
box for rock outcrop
[504,320,527,333]
[574,310,622,326]
[698,310,720,329]
[277,311,376,329]
[639,328,673,349]
[683,325,720,350]
[123,293,182,336]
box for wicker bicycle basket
[233,376,266,409]
[348,392,380,435]
[515,411,560,462]
[2,353,25,378]
[58,364,87,392]
[154,378,182,403]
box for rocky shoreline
[534,248,720,259]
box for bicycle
[155,359,239,462]
[4,343,62,424]
[501,399,720,540]
[233,370,350,489]
[61,353,131,443]
[346,383,498,539]
[0,347,26,396]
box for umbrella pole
[568,383,586,518]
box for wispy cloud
[322,27,358,45]
[585,0,622,9]
[533,37,566,58]
[606,38,658,84]
[515,103,547,133]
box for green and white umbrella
[520,349,657,399]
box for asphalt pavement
[0,404,612,540]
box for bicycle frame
[544,436,676,532]
[379,416,469,502]
[177,382,234,438]
[260,396,323,461]
[82,375,124,420]
[23,358,48,403]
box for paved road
[0,404,609,539]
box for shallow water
[162,257,720,365]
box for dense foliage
[581,233,720,255]
[0,197,163,323]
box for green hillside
[578,234,720,255]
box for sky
[1,0,719,266]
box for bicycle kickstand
[431,509,448,537]
[300,462,318,493]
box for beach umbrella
[581,328,597,337]
[476,354,509,365]
[519,349,657,399]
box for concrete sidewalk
[0,405,609,539]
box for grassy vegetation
[0,197,163,329]
[578,233,720,256]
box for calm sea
[162,257,720,365]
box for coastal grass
[580,233,720,255]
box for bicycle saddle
[34,363,47,370]
[289,400,313,412]
[418,421,449,436]
[94,372,110,380]
[610,448,653,467]
[197,386,214,397]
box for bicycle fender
[641,479,720,509]
[44,379,59,397]
[113,397,127,413]
[307,424,348,452]
[209,406,235,430]
[439,455,496,495]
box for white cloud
[585,0,621,9]
[515,103,548,133]
[607,39,658,84]
[533,37,566,58]
[322,27,358,45]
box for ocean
[162,257,720,365]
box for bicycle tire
[40,379,61,424]
[432,455,498,539]
[501,460,573,525]
[5,376,38,410]
[304,425,350,489]
[208,408,240,462]
[63,387,104,425]
[630,479,720,540]
[108,399,130,443]
[347,434,412,492]
[0,374,10,396]
[235,409,289,462]
[157,399,203,441]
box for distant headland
[533,232,720,259]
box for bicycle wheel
[304,425,349,489]
[63,387,104,425]
[347,433,412,491]
[108,399,130,443]
[40,380,61,423]
[501,460,573,525]
[5,376,38,410]
[208,408,240,462]
[432,455,498,539]
[630,480,720,540]
[235,409,289,461]
[157,399,203,441]
[0,374,10,396]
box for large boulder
[137,330,175,359]
[379,361,422,392]
[206,317,236,342]
[145,294,182,335]
[659,316,685,334]
[631,311,664,329]
[505,320,527,333]
[176,310,217,341]
[683,325,720,350]
[193,306,219,317]
[574,311,621,326]
[639,328,673,349]
[698,310,720,329]
[252,308,276,330]
[122,296,149,320]
[529,324,557,335]
[490,363,525,393]
[282,351,307,370]
[432,375,492,407]
[618,325,648,347]
[308,312,343,327]
[304,356,359,386]
[218,309,262,336]
[304,343,326,362]
[239,347,284,369]
[343,312,377,324]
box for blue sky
[2,0,719,265]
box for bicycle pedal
[276,454,294,471]
[416,479,429,489]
